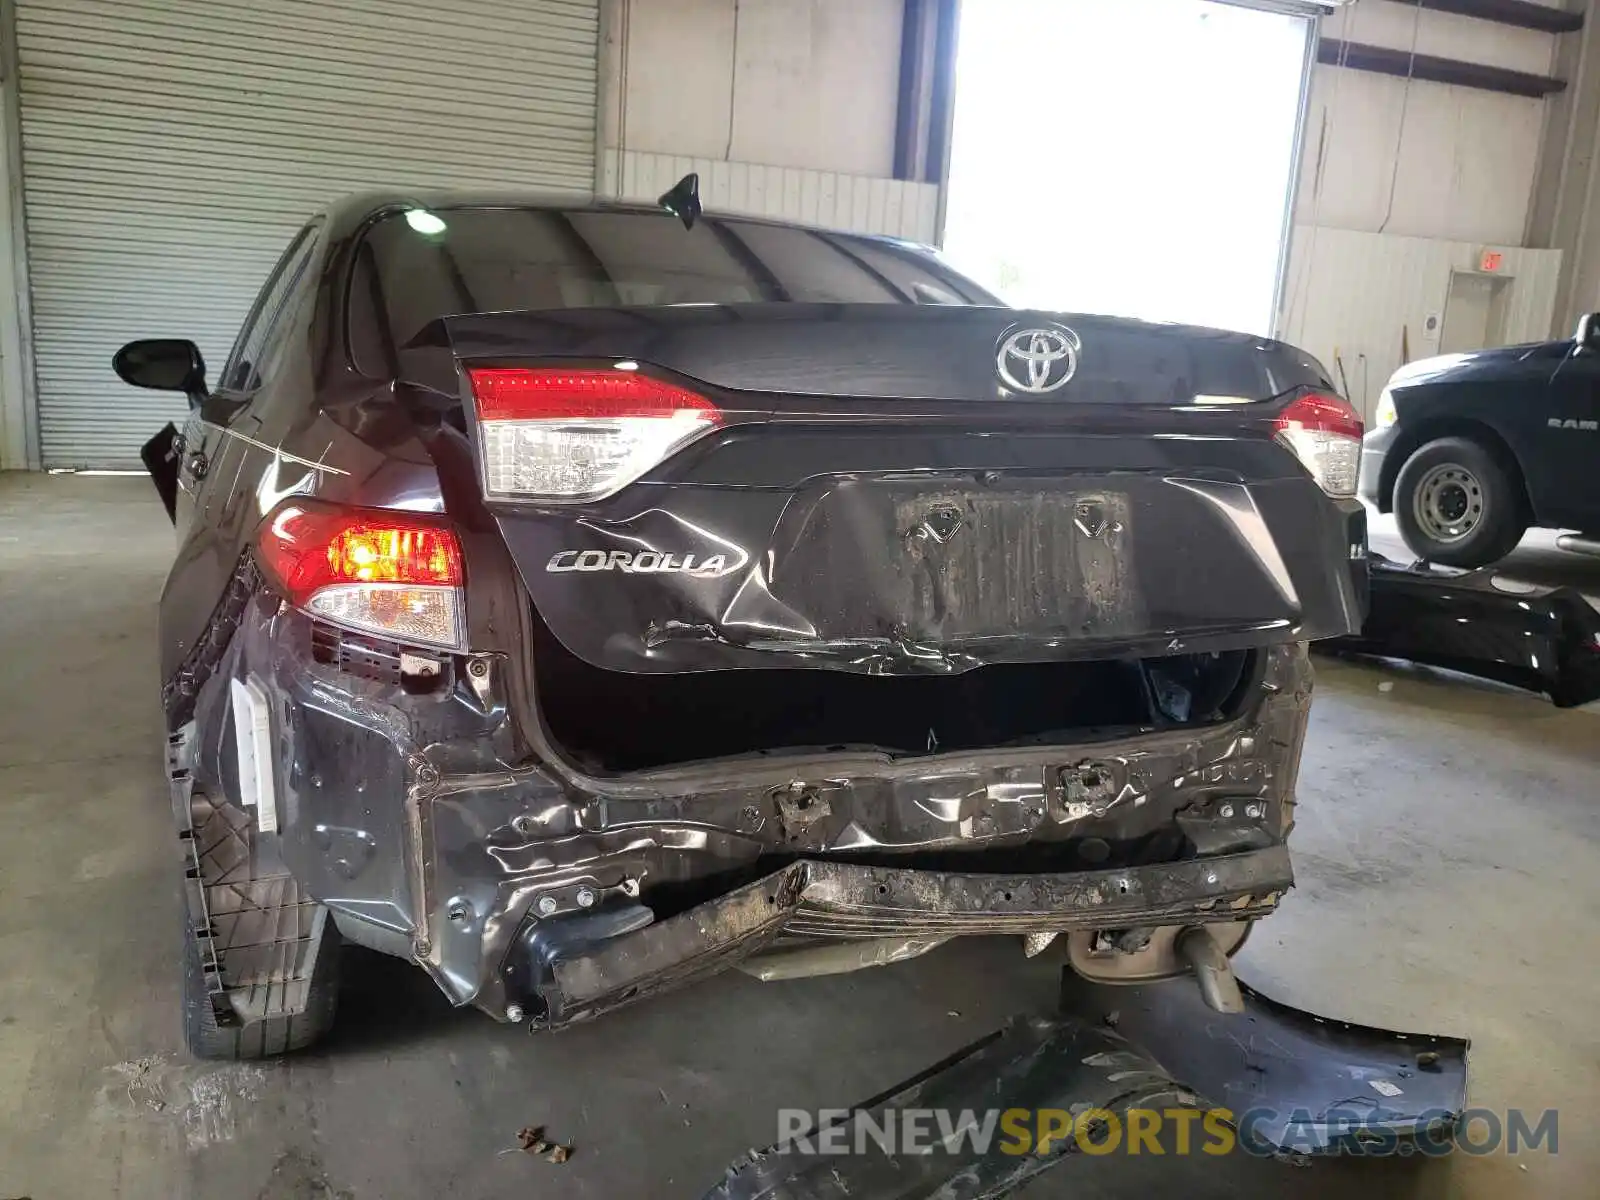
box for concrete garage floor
[1,473,1596,1200]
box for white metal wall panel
[602,149,941,243]
[1279,225,1562,424]
[1294,65,1546,246]
[17,0,599,467]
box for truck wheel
[181,909,341,1059]
[1393,436,1526,568]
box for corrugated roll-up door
[15,0,599,468]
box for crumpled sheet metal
[1320,553,1600,707]
[517,849,1291,1029]
[247,592,1310,1017]
[493,461,1366,677]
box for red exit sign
[1479,249,1505,273]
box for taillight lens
[466,367,723,502]
[1273,391,1364,497]
[257,503,466,649]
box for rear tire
[181,910,341,1060]
[1393,436,1525,568]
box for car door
[194,223,322,515]
[1542,329,1600,528]
[160,225,322,677]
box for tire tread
[1393,435,1526,568]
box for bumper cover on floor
[1319,553,1600,706]
[703,971,1469,1198]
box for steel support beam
[1417,0,1584,34]
[0,0,39,469]
[891,0,958,186]
[1317,38,1568,97]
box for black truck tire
[1393,436,1526,568]
[181,911,341,1059]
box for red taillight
[1276,392,1363,441]
[470,368,719,420]
[262,507,463,600]
[1273,391,1364,497]
[258,503,466,649]
[466,366,724,502]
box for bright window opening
[942,0,1310,336]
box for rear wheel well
[1380,417,1531,520]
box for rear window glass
[347,207,996,377]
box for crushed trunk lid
[426,304,1366,674]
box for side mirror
[114,339,207,402]
[1575,313,1600,353]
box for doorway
[1439,271,1511,355]
[940,0,1313,336]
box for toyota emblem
[996,325,1081,394]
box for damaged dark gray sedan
[124,186,1368,1057]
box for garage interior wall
[601,150,940,242]
[5,0,1593,468]
[1280,228,1561,422]
[13,0,599,470]
[1531,0,1600,339]
[598,0,939,241]
[1284,0,1568,421]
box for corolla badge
[546,549,739,577]
[996,325,1081,394]
[546,509,752,578]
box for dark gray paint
[130,192,1363,1028]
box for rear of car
[148,198,1367,1048]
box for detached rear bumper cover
[703,978,1468,1199]
[206,585,1312,1023]
[1320,553,1600,706]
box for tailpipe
[1176,926,1244,1014]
